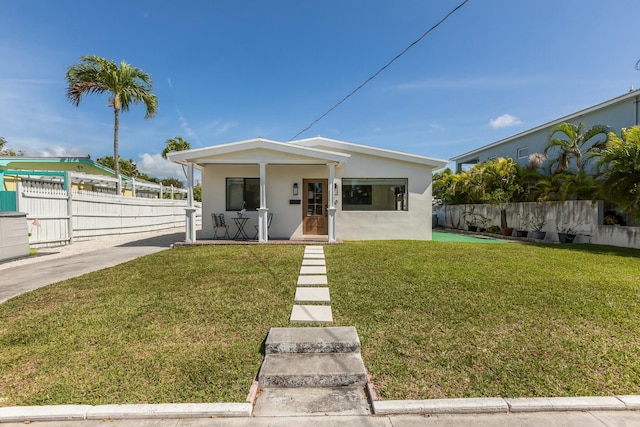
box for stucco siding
[454,91,640,172]
[201,151,435,240]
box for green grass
[327,241,640,399]
[0,245,300,405]
[2,241,640,405]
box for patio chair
[212,213,230,239]
[254,213,273,239]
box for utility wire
[289,0,471,141]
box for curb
[2,396,640,422]
[0,402,252,423]
[371,395,640,415]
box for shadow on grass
[531,241,640,259]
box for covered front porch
[168,138,350,244]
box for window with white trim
[342,178,408,211]
[517,147,529,159]
[226,178,259,211]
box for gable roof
[167,137,350,167]
[451,88,640,161]
[168,136,447,169]
[294,136,447,168]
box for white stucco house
[168,136,447,242]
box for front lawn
[0,245,299,405]
[327,241,640,399]
[1,241,639,405]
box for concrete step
[290,305,333,323]
[265,327,360,354]
[299,265,327,275]
[252,387,371,416]
[297,275,327,286]
[294,287,330,304]
[258,353,367,387]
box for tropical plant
[66,55,158,194]
[595,127,640,219]
[162,136,191,160]
[97,156,140,178]
[193,184,202,202]
[480,158,522,229]
[544,122,609,174]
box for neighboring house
[0,157,183,211]
[168,136,447,242]
[452,88,640,171]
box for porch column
[185,162,196,243]
[258,162,268,242]
[327,162,337,243]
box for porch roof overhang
[167,137,350,169]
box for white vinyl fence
[436,200,640,250]
[16,181,201,248]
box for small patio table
[232,217,250,240]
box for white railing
[16,181,201,248]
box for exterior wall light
[293,182,298,196]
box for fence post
[65,172,74,244]
[15,178,22,212]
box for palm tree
[544,122,610,174]
[595,127,640,219]
[66,55,158,194]
[161,136,191,159]
[479,158,522,230]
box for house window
[226,178,260,211]
[517,147,529,159]
[342,178,408,211]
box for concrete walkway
[0,229,184,304]
[290,245,333,323]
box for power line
[289,0,471,141]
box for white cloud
[202,119,238,138]
[176,108,200,143]
[489,114,523,129]
[137,152,186,180]
[37,145,90,157]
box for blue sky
[1,0,640,179]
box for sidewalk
[1,410,639,426]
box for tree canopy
[544,122,610,174]
[0,137,25,156]
[162,136,191,159]
[595,127,640,219]
[66,55,157,194]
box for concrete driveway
[0,229,185,304]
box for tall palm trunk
[113,98,121,195]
